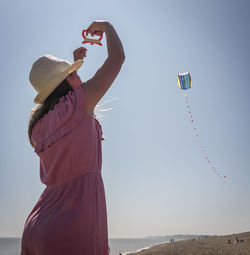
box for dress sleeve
[73,83,86,114]
[33,84,86,153]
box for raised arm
[82,21,125,116]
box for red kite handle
[82,29,103,46]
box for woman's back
[21,84,108,254]
[32,84,103,187]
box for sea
[0,237,170,255]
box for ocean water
[0,238,22,255]
[109,238,168,254]
[0,237,168,255]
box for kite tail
[184,93,226,179]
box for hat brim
[34,59,83,104]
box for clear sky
[0,0,249,238]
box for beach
[128,232,250,255]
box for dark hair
[28,79,73,147]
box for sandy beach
[128,232,250,255]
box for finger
[94,31,100,36]
[86,30,91,36]
[75,46,84,51]
[89,30,97,36]
[86,27,94,35]
[77,47,87,52]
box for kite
[178,72,192,90]
[178,72,226,179]
[82,29,103,46]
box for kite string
[184,93,226,179]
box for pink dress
[21,84,109,255]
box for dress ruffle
[32,85,85,153]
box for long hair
[28,79,73,147]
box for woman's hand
[73,47,87,62]
[86,20,108,36]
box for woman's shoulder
[32,85,87,152]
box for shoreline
[127,232,250,255]
[124,241,169,255]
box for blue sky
[0,0,249,238]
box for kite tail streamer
[184,93,226,179]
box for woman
[21,20,125,255]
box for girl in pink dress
[21,21,125,255]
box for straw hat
[29,55,83,104]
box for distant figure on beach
[21,20,125,255]
[228,239,231,244]
[236,236,239,243]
